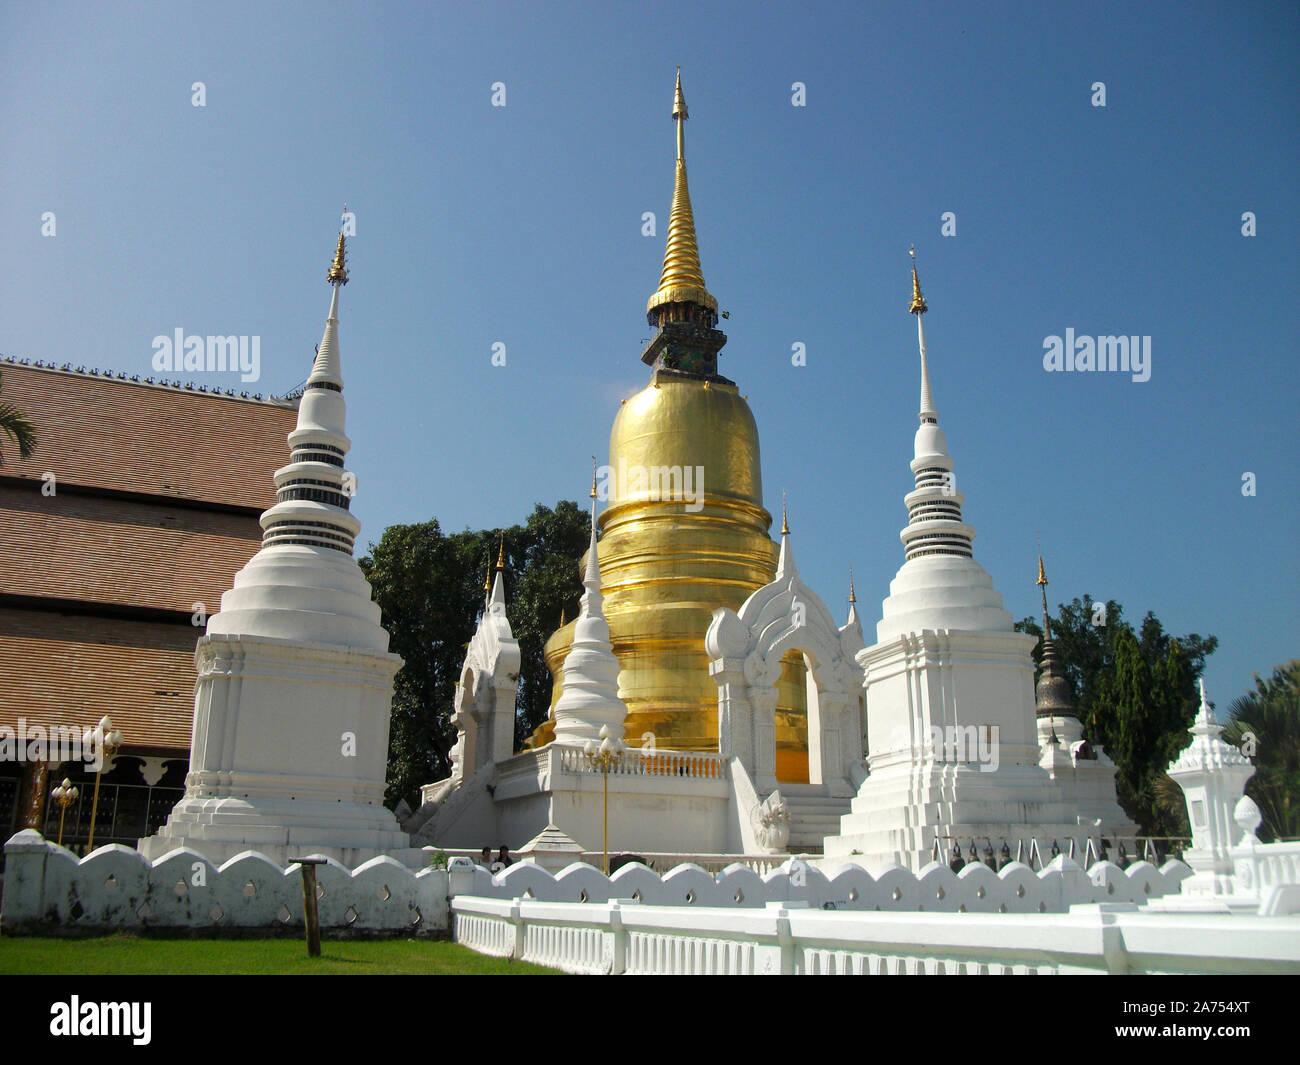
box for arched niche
[706,554,865,796]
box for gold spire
[590,455,599,499]
[647,70,718,320]
[328,231,349,286]
[848,564,856,603]
[1037,554,1053,641]
[496,533,505,571]
[483,555,492,595]
[781,490,789,535]
[908,245,926,315]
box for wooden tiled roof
[0,487,262,614]
[0,608,199,753]
[0,363,297,509]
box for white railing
[451,894,1300,975]
[425,848,784,875]
[555,745,728,780]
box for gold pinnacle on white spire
[776,491,796,578]
[911,247,937,424]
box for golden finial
[496,533,505,571]
[647,69,718,320]
[908,245,926,315]
[780,490,789,536]
[328,229,349,286]
[590,455,599,499]
[483,555,492,595]
[560,607,566,626]
[848,565,856,603]
[1037,552,1053,641]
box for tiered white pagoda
[140,232,421,868]
[824,253,1127,869]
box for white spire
[552,483,628,745]
[205,225,390,653]
[917,315,938,424]
[776,491,796,578]
[877,253,1013,643]
[308,283,344,389]
[899,255,974,562]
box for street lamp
[583,725,625,875]
[83,715,123,852]
[50,778,79,847]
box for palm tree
[0,368,37,464]
[1222,661,1300,842]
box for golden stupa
[528,72,809,781]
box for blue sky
[3,1,1296,704]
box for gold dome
[526,73,809,779]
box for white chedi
[139,233,415,868]
[553,496,629,745]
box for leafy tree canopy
[1222,660,1300,842]
[1016,595,1217,838]
[360,501,589,808]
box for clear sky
[3,1,1296,705]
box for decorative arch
[706,543,865,794]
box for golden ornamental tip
[1037,554,1048,587]
[909,246,926,315]
[328,231,349,285]
[647,69,718,317]
[590,455,599,499]
[483,556,492,594]
[849,565,856,603]
[781,490,789,536]
[496,533,505,571]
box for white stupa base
[140,630,413,869]
[824,760,1099,871]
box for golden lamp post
[83,715,122,852]
[583,725,626,875]
[50,777,79,847]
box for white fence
[452,894,1300,975]
[2,830,449,936]
[446,853,1192,912]
[431,848,786,875]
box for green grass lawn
[0,933,559,975]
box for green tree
[0,368,37,464]
[1016,597,1217,837]
[1222,661,1300,842]
[359,501,589,808]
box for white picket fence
[452,894,1300,975]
